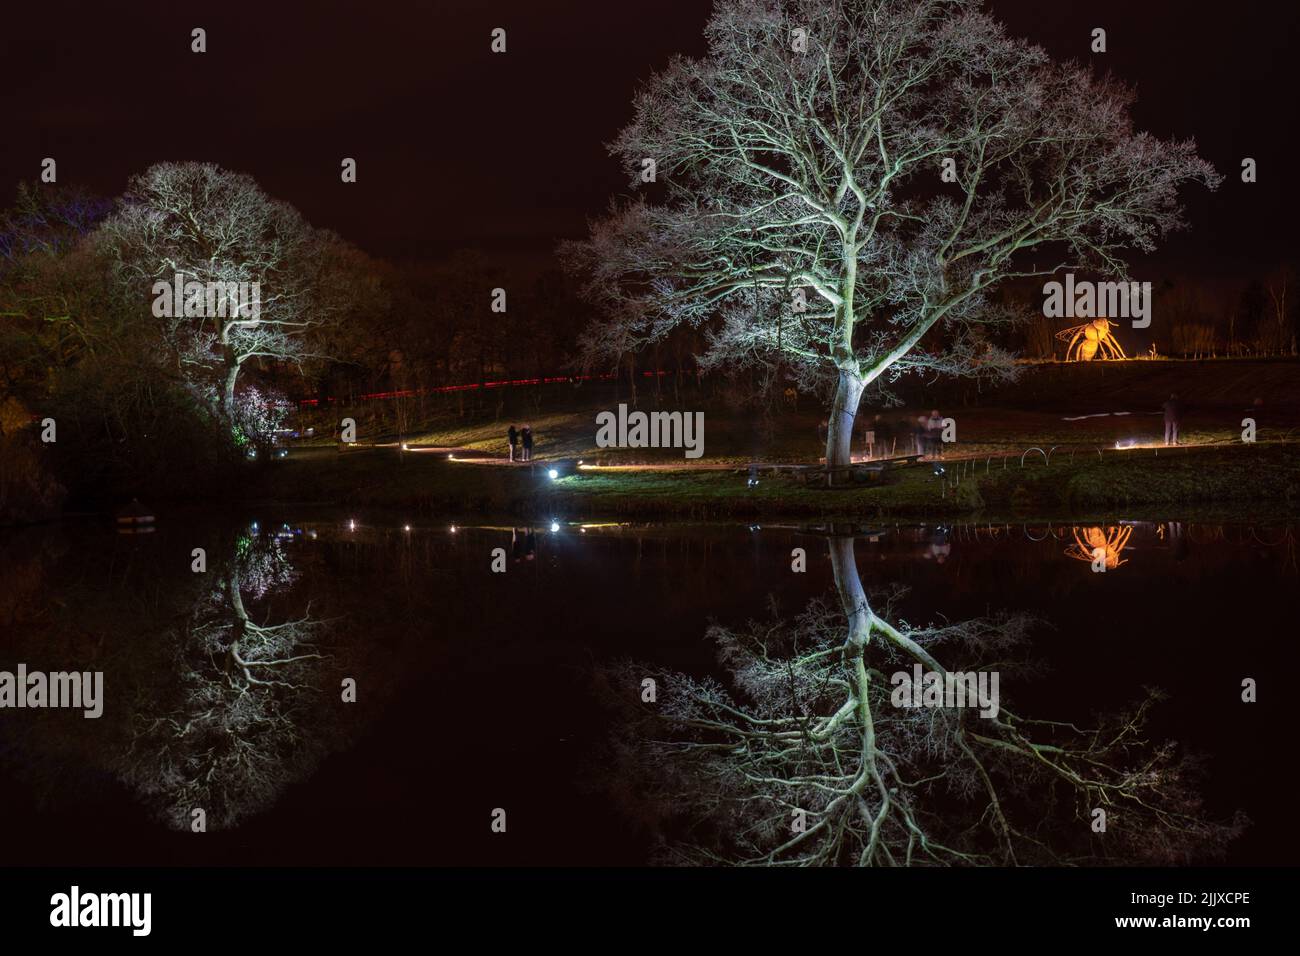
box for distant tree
[1262,266,1297,356]
[0,184,114,392]
[1235,279,1266,355]
[440,250,508,388]
[1159,280,1217,359]
[0,184,189,503]
[0,181,111,264]
[566,0,1218,479]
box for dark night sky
[3,1,1297,278]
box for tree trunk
[673,343,682,404]
[222,361,241,423]
[824,368,865,486]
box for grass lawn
[250,438,1300,523]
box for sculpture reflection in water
[1065,525,1133,570]
[603,533,1244,866]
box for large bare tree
[566,0,1218,478]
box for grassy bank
[304,392,1300,468]
[247,440,1300,523]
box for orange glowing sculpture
[1065,525,1132,570]
[1056,318,1126,361]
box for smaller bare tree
[1264,266,1295,356]
[98,162,357,425]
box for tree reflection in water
[603,532,1245,866]
[117,528,343,831]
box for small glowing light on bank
[550,521,560,533]
[448,453,455,460]
[548,469,559,480]
[349,519,356,531]
[404,524,411,532]
[450,525,457,534]
[401,443,409,451]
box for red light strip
[296,370,672,407]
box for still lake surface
[1,511,1293,866]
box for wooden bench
[747,455,923,487]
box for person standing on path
[1162,393,1184,446]
[913,415,927,457]
[521,425,534,462]
[507,424,519,462]
[925,409,944,458]
[870,415,893,461]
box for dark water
[0,511,1293,866]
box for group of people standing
[863,410,947,459]
[506,424,534,462]
[817,409,948,459]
